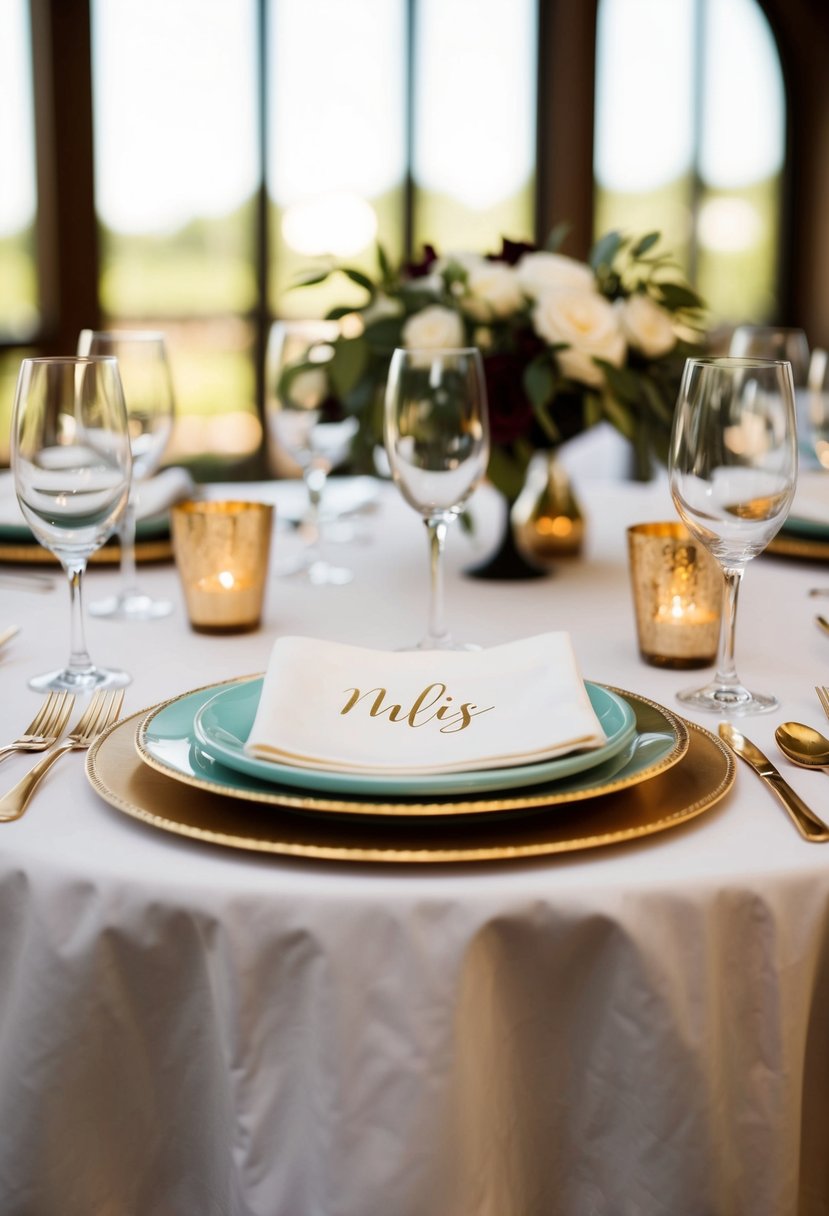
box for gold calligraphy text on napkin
[340,682,494,734]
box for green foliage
[287,226,707,496]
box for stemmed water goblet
[266,319,358,586]
[77,330,175,619]
[384,346,490,650]
[669,356,797,714]
[11,356,133,692]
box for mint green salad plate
[191,677,636,797]
[136,679,687,817]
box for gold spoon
[775,721,829,772]
[816,616,829,637]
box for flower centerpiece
[298,227,705,503]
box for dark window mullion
[30,0,100,353]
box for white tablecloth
[1,470,828,1216]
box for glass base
[89,591,173,620]
[676,680,777,715]
[273,553,352,585]
[402,635,481,652]
[28,664,132,694]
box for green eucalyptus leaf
[293,270,332,289]
[486,445,529,502]
[363,316,404,350]
[656,282,704,311]
[340,268,377,296]
[328,336,369,397]
[523,356,555,410]
[631,232,661,258]
[590,230,626,271]
[545,222,571,252]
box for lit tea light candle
[627,522,722,669]
[171,500,273,634]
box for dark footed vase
[465,493,549,581]
[465,453,584,581]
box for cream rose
[533,287,626,387]
[402,304,465,350]
[617,294,676,358]
[463,263,524,321]
[516,251,595,299]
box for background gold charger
[0,537,173,566]
[87,710,734,864]
[766,533,829,562]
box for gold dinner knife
[719,723,829,842]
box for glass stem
[119,494,139,598]
[714,564,744,690]
[66,561,94,676]
[424,514,450,643]
[303,463,328,562]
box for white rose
[617,294,676,358]
[402,304,465,350]
[516,251,596,299]
[533,287,626,387]
[463,263,524,321]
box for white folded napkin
[789,470,829,527]
[0,466,195,529]
[244,633,608,775]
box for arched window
[594,0,786,326]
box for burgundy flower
[405,245,439,278]
[483,353,535,445]
[487,237,537,266]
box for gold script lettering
[341,684,494,733]
[340,687,405,721]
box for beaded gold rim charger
[86,698,735,864]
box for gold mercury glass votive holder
[626,522,722,669]
[171,500,274,634]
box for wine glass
[384,346,490,649]
[728,325,810,386]
[669,357,797,714]
[11,357,133,692]
[77,330,175,619]
[265,319,358,586]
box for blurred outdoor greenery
[0,173,779,466]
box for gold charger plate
[767,532,829,562]
[86,707,734,864]
[0,537,173,566]
[133,680,690,816]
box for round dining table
[0,462,828,1216]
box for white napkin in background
[244,633,608,776]
[0,466,195,529]
[789,469,829,527]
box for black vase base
[465,533,551,581]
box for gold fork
[817,686,829,721]
[0,691,76,764]
[0,689,125,822]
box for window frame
[5,0,819,474]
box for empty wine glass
[266,319,358,586]
[669,357,797,714]
[728,325,810,385]
[384,346,490,649]
[77,330,175,619]
[11,356,133,692]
